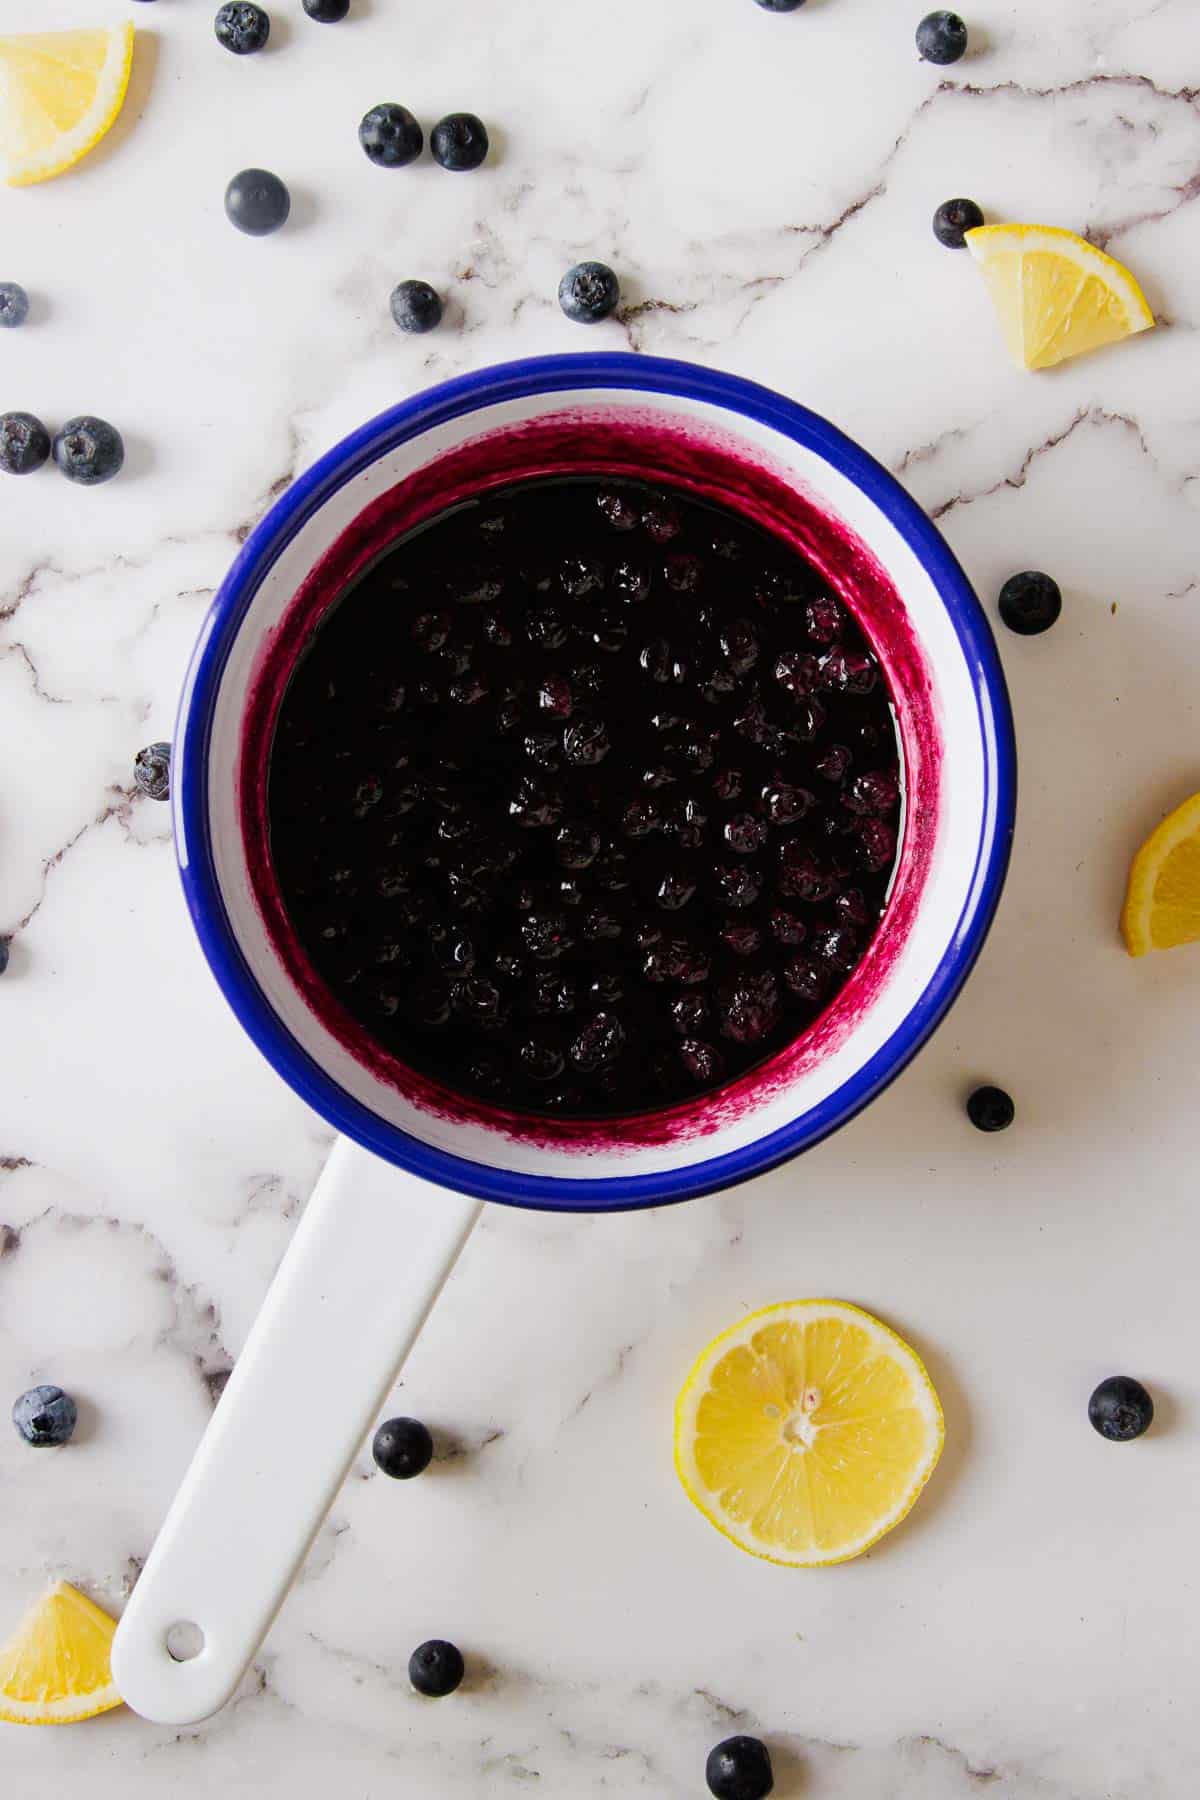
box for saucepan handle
[111,1136,482,1723]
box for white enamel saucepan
[112,353,1015,1722]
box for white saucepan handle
[111,1136,483,1724]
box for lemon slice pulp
[0,1582,123,1724]
[966,223,1154,371]
[1121,790,1200,956]
[0,23,135,187]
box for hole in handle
[165,1620,206,1663]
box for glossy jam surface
[266,476,902,1118]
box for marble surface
[4,0,1200,1790]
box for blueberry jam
[267,476,902,1118]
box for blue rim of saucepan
[176,353,1016,1213]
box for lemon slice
[0,22,134,187]
[965,223,1155,371]
[675,1299,944,1566]
[1121,790,1200,956]
[0,1582,123,1724]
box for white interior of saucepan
[191,385,985,1177]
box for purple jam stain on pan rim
[240,408,941,1153]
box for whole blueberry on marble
[932,196,984,248]
[390,280,443,334]
[706,1735,774,1800]
[303,0,349,17]
[225,168,291,235]
[52,416,124,485]
[373,1415,433,1478]
[998,571,1061,636]
[915,9,968,62]
[0,938,9,977]
[359,103,423,168]
[753,0,805,8]
[0,412,51,476]
[966,1084,1014,1132]
[12,1385,77,1447]
[430,112,489,171]
[134,741,172,802]
[409,1639,464,1697]
[1089,1376,1153,1442]
[0,282,30,328]
[559,261,620,324]
[214,2,270,53]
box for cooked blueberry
[134,741,172,801]
[524,732,560,771]
[538,674,573,718]
[815,743,852,783]
[933,196,984,248]
[664,551,703,593]
[733,697,771,746]
[583,908,622,941]
[569,1011,624,1071]
[451,976,504,1023]
[586,611,628,653]
[612,560,652,603]
[805,595,842,643]
[593,847,630,890]
[530,971,576,1014]
[558,556,604,599]
[998,570,1062,636]
[558,260,620,324]
[844,770,899,816]
[811,924,859,971]
[520,1039,565,1082]
[669,796,707,847]
[680,1039,725,1084]
[857,817,897,872]
[719,619,759,675]
[303,0,350,18]
[563,715,611,765]
[712,768,743,802]
[11,1385,77,1447]
[719,971,781,1045]
[769,908,806,946]
[433,932,475,974]
[713,864,761,909]
[52,416,124,485]
[724,813,768,856]
[778,843,836,901]
[483,613,512,647]
[571,662,604,694]
[521,912,573,960]
[622,798,661,837]
[643,938,710,985]
[706,1735,774,1800]
[409,1638,465,1697]
[641,497,683,543]
[527,607,569,649]
[225,167,290,235]
[373,1416,433,1478]
[721,923,762,956]
[214,3,270,54]
[698,665,738,706]
[916,9,968,62]
[391,280,443,333]
[657,871,697,911]
[670,993,709,1034]
[966,1084,1014,1132]
[413,611,451,652]
[0,282,30,329]
[1088,1376,1153,1443]
[0,411,50,476]
[762,782,812,825]
[430,112,489,171]
[597,489,640,531]
[773,649,819,695]
[555,823,600,868]
[643,763,675,790]
[834,887,870,925]
[352,776,384,816]
[819,645,877,694]
[559,876,583,905]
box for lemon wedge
[0,1582,123,1724]
[0,23,134,187]
[1121,790,1200,956]
[966,223,1155,371]
[675,1299,944,1566]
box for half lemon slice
[1121,790,1200,956]
[0,1582,123,1724]
[675,1299,944,1566]
[966,223,1155,371]
[0,22,134,187]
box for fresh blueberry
[225,168,291,235]
[0,282,30,328]
[998,570,1061,636]
[214,2,270,54]
[134,741,172,800]
[302,0,349,18]
[916,9,968,62]
[753,0,804,8]
[372,1415,434,1478]
[706,1735,774,1800]
[390,280,443,333]
[966,1084,1014,1132]
[558,261,620,325]
[933,196,984,248]
[359,103,423,168]
[52,416,124,485]
[12,1385,77,1447]
[0,412,51,476]
[409,1639,465,1697]
[1088,1376,1154,1443]
[0,939,9,976]
[430,112,489,171]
